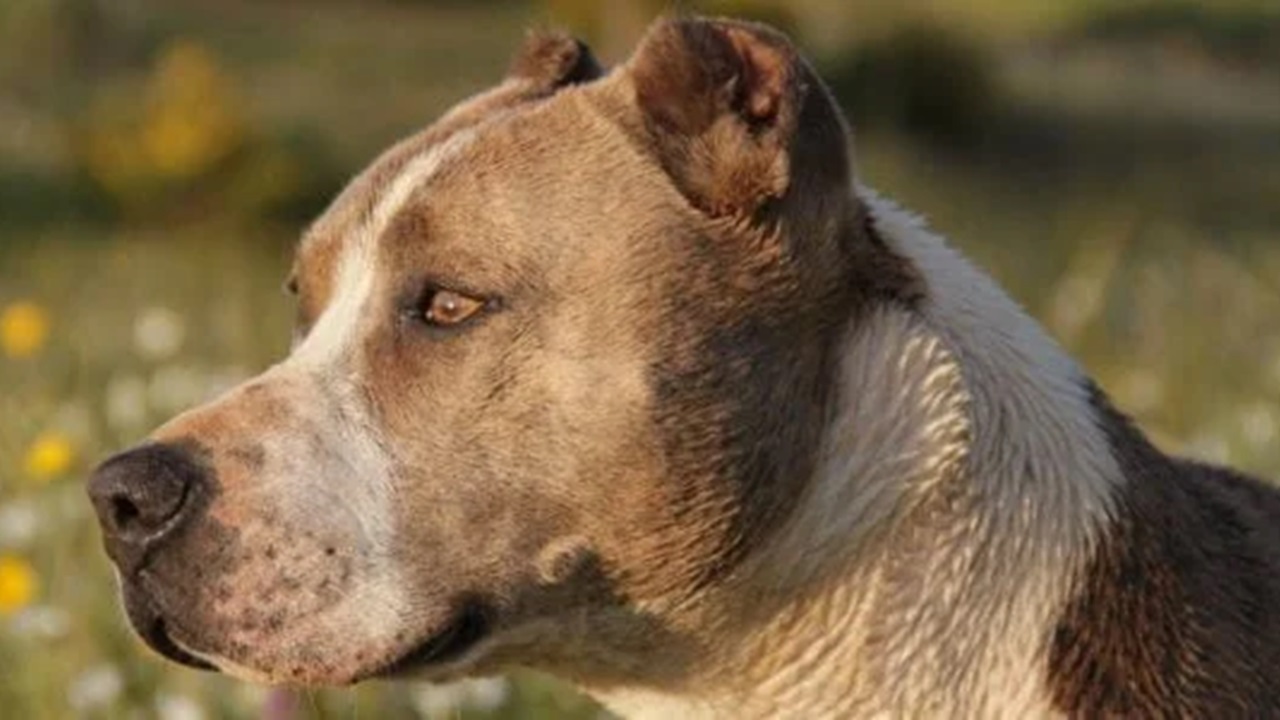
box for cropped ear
[507,30,604,94]
[433,31,602,132]
[626,17,852,221]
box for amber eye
[423,289,485,327]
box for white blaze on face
[292,128,478,369]
[235,129,480,658]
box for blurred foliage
[824,24,1000,148]
[73,37,343,224]
[82,41,248,209]
[0,0,1278,718]
[1075,1,1280,68]
[92,41,335,223]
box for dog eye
[422,289,485,327]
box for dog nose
[88,443,207,573]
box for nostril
[87,442,208,567]
[111,495,142,533]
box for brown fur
[1049,386,1280,716]
[86,14,1280,717]
[290,28,603,327]
[93,16,924,688]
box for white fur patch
[287,128,475,537]
[174,130,482,680]
[293,128,476,369]
[274,131,477,645]
[787,191,1120,716]
[597,189,1124,719]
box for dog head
[88,17,917,687]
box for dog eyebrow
[363,130,476,251]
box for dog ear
[432,31,602,133]
[507,30,604,93]
[626,17,851,221]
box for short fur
[1049,386,1280,716]
[88,15,1280,718]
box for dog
[88,16,1280,718]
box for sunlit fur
[590,191,1124,718]
[97,17,1279,717]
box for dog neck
[590,191,1124,718]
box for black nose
[88,443,207,574]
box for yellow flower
[142,40,244,179]
[24,432,75,482]
[0,555,37,615]
[1,302,49,358]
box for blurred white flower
[0,501,39,548]
[68,663,123,711]
[9,604,70,639]
[148,364,206,414]
[411,677,510,718]
[203,365,251,402]
[411,682,468,718]
[155,693,205,720]
[232,682,270,711]
[1187,431,1231,464]
[465,676,510,712]
[105,374,150,434]
[134,306,186,360]
[1240,403,1278,449]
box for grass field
[1,1,1278,717]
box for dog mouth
[122,587,216,671]
[123,575,491,683]
[371,602,492,679]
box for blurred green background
[1,0,1278,717]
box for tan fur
[88,15,1280,718]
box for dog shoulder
[1049,386,1280,715]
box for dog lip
[371,603,491,678]
[144,616,218,671]
[126,592,217,671]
